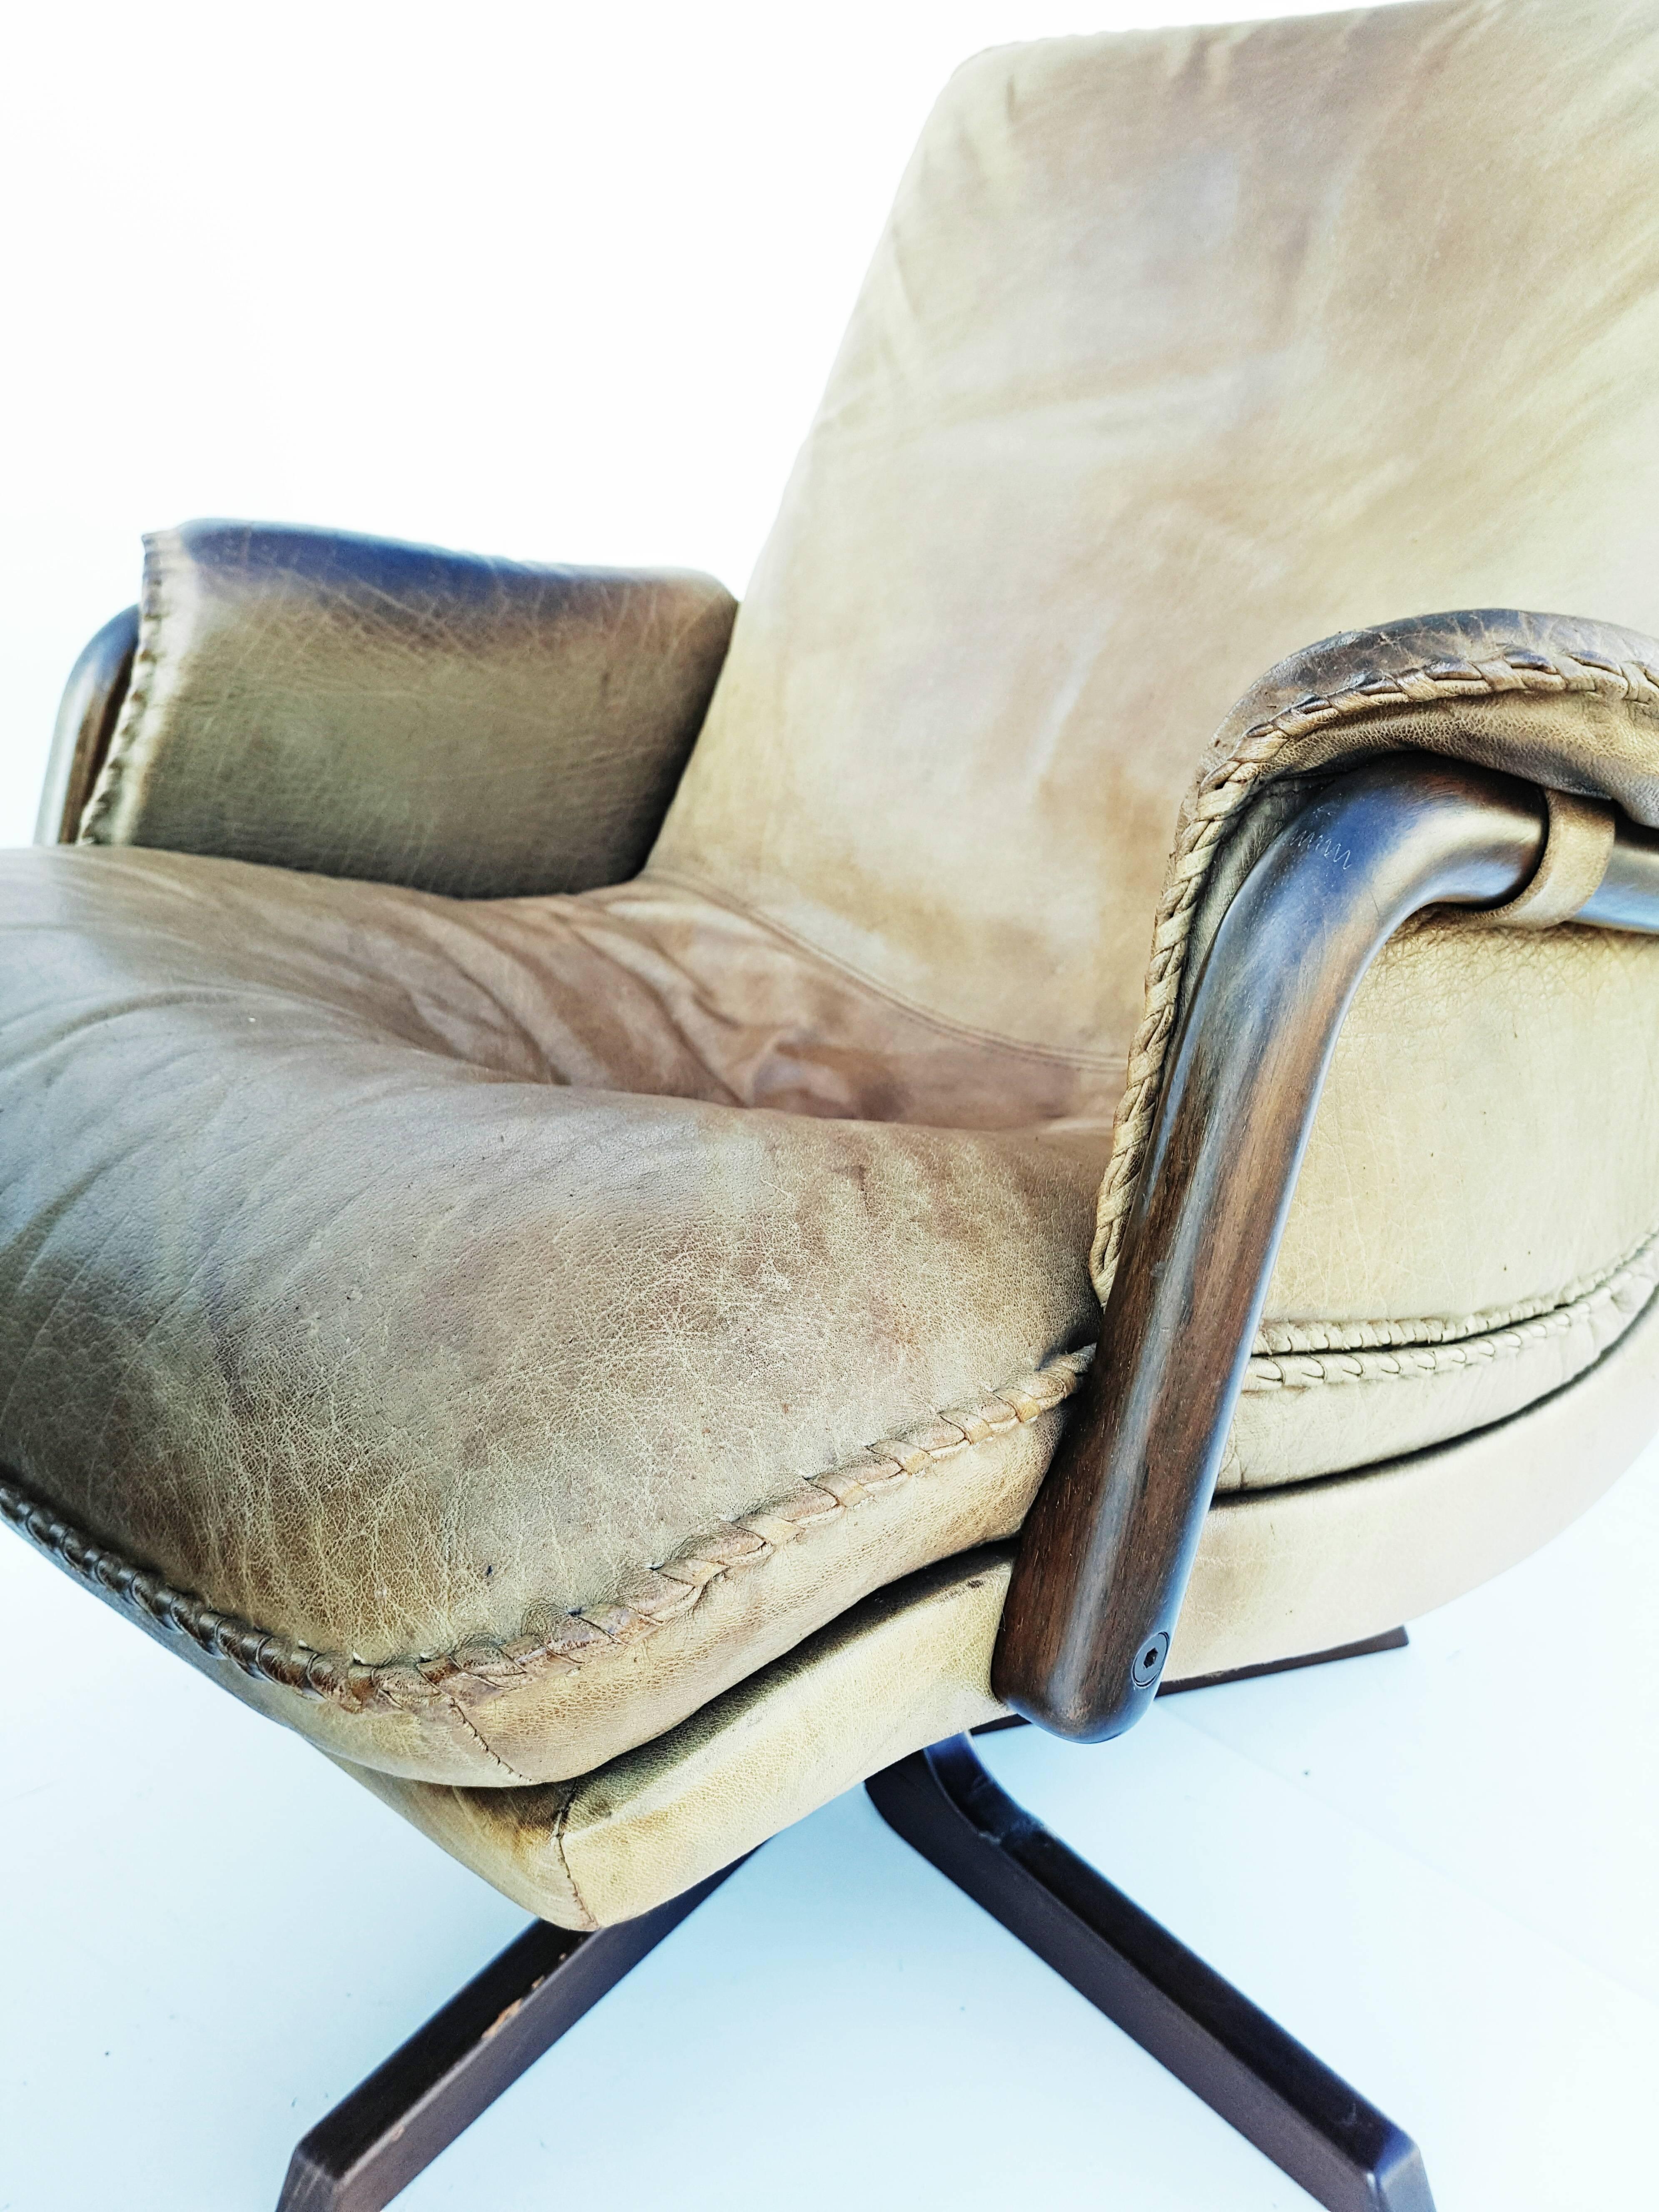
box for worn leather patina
[76,519,736,897]
[0,838,1100,1782]
[6,0,1659,1923]
[355,1265,1659,1926]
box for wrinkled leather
[7,781,1654,1787]
[0,844,1100,1782]
[356,1256,1659,1928]
[5,0,1659,1914]
[80,521,736,897]
[658,1,1659,1061]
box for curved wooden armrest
[994,753,1659,1741]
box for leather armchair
[7,2,1659,2205]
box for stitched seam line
[1091,643,1659,1296]
[0,1344,1090,1723]
[443,1693,529,1781]
[1243,1236,1659,1392]
[1251,1224,1659,1357]
[645,864,1124,1074]
[549,1793,597,1930]
[76,536,166,844]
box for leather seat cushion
[351,1249,1659,1930]
[0,844,1102,1786]
[8,829,1659,1791]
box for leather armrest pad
[74,519,738,896]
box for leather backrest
[650,0,1659,1069]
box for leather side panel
[345,1269,1659,1927]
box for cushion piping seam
[0,1345,1093,1722]
[1243,1229,1659,1391]
[442,1691,531,1782]
[548,1791,597,1930]
[1092,639,1659,1295]
[1250,1222,1659,1360]
[9,1220,1649,1721]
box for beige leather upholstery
[6,0,1659,1923]
[0,839,1099,1784]
[1121,610,1659,1482]
[1481,788,1616,929]
[359,1248,1659,1926]
[658,0,1659,1066]
[79,520,736,897]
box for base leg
[975,1624,1410,1738]
[1158,1623,1409,1699]
[276,1859,742,2212]
[866,1737,1435,2212]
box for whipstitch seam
[1242,1234,1659,1392]
[75,539,167,845]
[0,1345,1092,1723]
[1091,641,1659,1295]
[1250,1224,1659,1358]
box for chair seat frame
[45,742,1659,2210]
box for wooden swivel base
[274,1864,743,2212]
[276,1627,1425,2212]
[869,1728,1433,2212]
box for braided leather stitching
[0,1345,1091,1718]
[1091,643,1659,1293]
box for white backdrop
[0,0,1377,847]
[5,12,1657,2209]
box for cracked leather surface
[0,844,1101,1781]
[80,520,736,897]
[7,0,1659,1880]
[357,1252,1659,1928]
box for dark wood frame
[177,757,1659,2207]
[276,1864,744,2212]
[866,1727,1434,2212]
[34,636,1659,2210]
[994,755,1659,1739]
[277,1631,1419,2212]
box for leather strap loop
[1482,787,1616,927]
